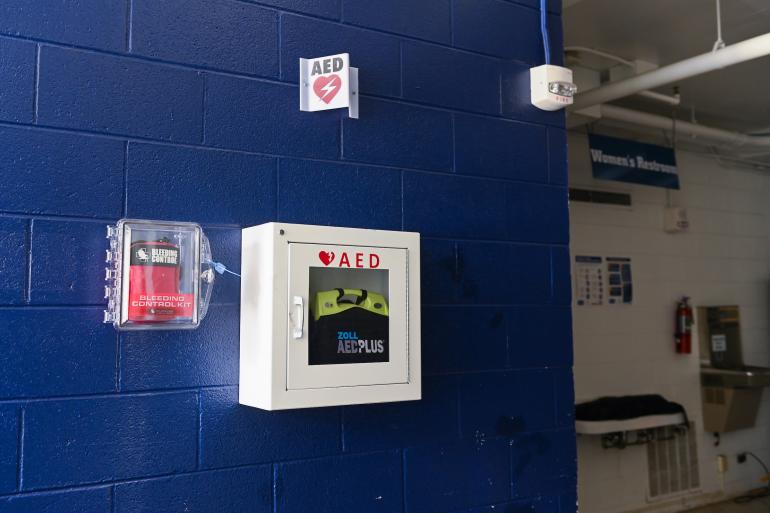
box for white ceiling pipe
[599,104,770,148]
[637,90,681,106]
[565,46,634,66]
[572,32,770,110]
[565,47,681,106]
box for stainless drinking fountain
[698,306,770,433]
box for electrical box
[239,223,421,410]
[664,206,690,233]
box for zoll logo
[318,250,380,268]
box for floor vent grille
[647,422,700,500]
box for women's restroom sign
[299,53,359,118]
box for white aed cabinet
[239,223,421,410]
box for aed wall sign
[299,53,359,118]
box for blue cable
[540,0,551,65]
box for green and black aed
[309,289,389,365]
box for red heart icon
[318,251,335,266]
[313,75,342,104]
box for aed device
[310,288,389,365]
[104,219,214,330]
[239,223,421,410]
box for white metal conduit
[637,90,681,106]
[599,104,770,148]
[565,46,681,106]
[572,32,770,110]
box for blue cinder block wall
[0,0,575,511]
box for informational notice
[605,257,633,305]
[575,255,604,306]
[575,255,634,306]
[711,334,727,353]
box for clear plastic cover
[104,219,214,330]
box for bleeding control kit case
[104,219,214,330]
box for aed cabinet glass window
[308,267,390,365]
[287,243,408,390]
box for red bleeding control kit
[104,219,214,330]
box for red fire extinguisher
[675,297,693,354]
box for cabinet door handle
[292,296,304,339]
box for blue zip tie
[206,260,241,278]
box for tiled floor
[686,496,770,512]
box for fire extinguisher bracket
[104,219,214,331]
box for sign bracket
[348,67,359,119]
[299,57,310,112]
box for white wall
[569,131,770,513]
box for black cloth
[576,394,687,423]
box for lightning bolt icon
[313,75,342,104]
[320,80,337,100]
